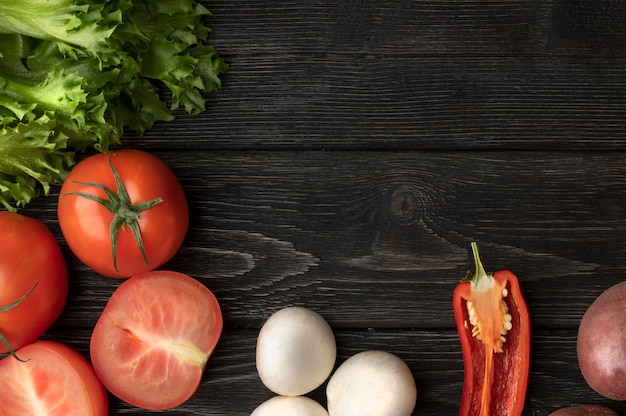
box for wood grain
[5,0,626,414]
[130,0,626,150]
[17,149,625,414]
[39,150,624,328]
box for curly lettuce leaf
[117,0,228,114]
[0,0,120,62]
[0,38,119,151]
[0,115,73,211]
[0,68,88,123]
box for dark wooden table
[15,0,626,414]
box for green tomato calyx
[63,155,162,273]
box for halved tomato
[90,270,223,410]
[0,340,108,415]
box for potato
[577,281,626,400]
[548,405,618,415]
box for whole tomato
[57,149,189,278]
[0,212,68,355]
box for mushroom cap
[256,306,337,396]
[251,396,329,416]
[326,350,417,416]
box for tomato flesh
[0,212,68,354]
[0,341,108,416]
[90,270,223,410]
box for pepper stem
[464,242,493,284]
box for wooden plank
[128,0,626,150]
[5,1,626,415]
[25,149,626,332]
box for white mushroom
[256,306,337,396]
[326,350,417,416]
[250,395,329,416]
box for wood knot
[390,186,421,223]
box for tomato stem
[0,281,38,314]
[0,280,38,361]
[118,206,141,221]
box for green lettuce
[0,0,227,210]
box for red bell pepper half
[453,242,531,416]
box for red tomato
[0,212,68,354]
[0,340,108,415]
[90,270,223,410]
[57,149,189,278]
